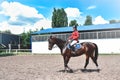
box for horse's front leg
[63,56,73,73]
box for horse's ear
[50,35,52,38]
[50,35,56,39]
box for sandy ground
[0,54,120,80]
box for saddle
[67,43,82,52]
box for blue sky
[0,0,120,34]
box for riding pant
[69,40,77,46]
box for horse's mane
[55,37,66,43]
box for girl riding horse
[48,36,99,72]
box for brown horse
[48,36,99,72]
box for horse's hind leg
[91,57,98,68]
[91,57,100,72]
[84,55,89,69]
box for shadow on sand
[80,68,101,73]
[57,68,101,73]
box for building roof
[32,23,120,35]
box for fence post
[16,49,18,54]
[8,44,11,53]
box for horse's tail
[93,43,98,61]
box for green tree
[20,31,31,49]
[84,15,92,26]
[20,29,40,49]
[109,20,116,24]
[109,19,120,24]
[118,20,120,23]
[52,8,57,27]
[0,30,11,34]
[40,27,44,30]
[69,20,79,26]
[52,8,68,28]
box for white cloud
[38,6,46,9]
[1,1,44,19]
[0,1,51,34]
[65,7,82,18]
[87,5,96,10]
[93,16,109,25]
[65,7,83,25]
[33,19,51,30]
[0,21,27,34]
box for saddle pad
[75,43,81,49]
[67,43,81,50]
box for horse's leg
[84,54,89,69]
[63,56,73,72]
[91,56,100,72]
[91,57,98,68]
[63,56,67,72]
[63,56,68,72]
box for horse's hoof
[63,70,68,73]
[96,67,100,72]
[97,69,100,72]
[81,68,87,72]
[84,68,87,70]
[68,69,73,73]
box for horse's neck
[55,38,66,51]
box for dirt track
[0,54,120,80]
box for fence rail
[0,49,32,54]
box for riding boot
[70,45,75,54]
[72,45,75,51]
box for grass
[0,52,15,57]
[99,53,120,55]
[0,52,32,57]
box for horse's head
[48,36,56,50]
[48,35,67,52]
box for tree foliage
[52,8,68,28]
[69,20,79,26]
[20,31,31,49]
[109,20,120,24]
[0,30,11,34]
[20,29,38,49]
[84,15,92,26]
